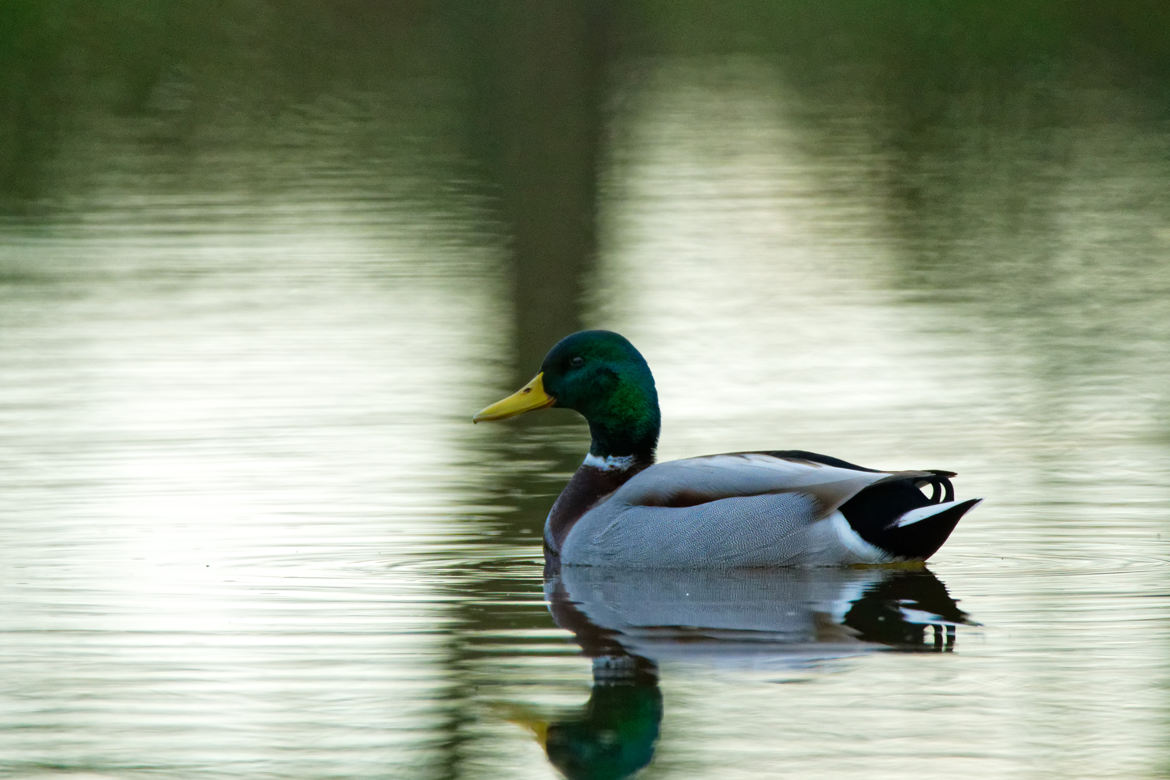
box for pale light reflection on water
[3,4,1170,778]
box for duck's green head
[473,330,660,460]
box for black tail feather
[878,498,981,560]
[841,472,977,561]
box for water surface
[2,4,1170,778]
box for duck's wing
[614,452,941,516]
[561,452,961,568]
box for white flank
[893,498,972,528]
[583,453,636,472]
[828,511,892,563]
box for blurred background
[2,2,1170,778]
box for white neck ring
[583,453,636,472]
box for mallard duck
[474,330,980,568]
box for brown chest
[543,465,640,555]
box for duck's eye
[569,356,585,369]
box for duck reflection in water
[509,566,973,779]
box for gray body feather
[559,454,901,567]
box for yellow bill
[491,702,550,748]
[473,372,555,422]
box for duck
[473,330,980,568]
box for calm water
[3,4,1170,778]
